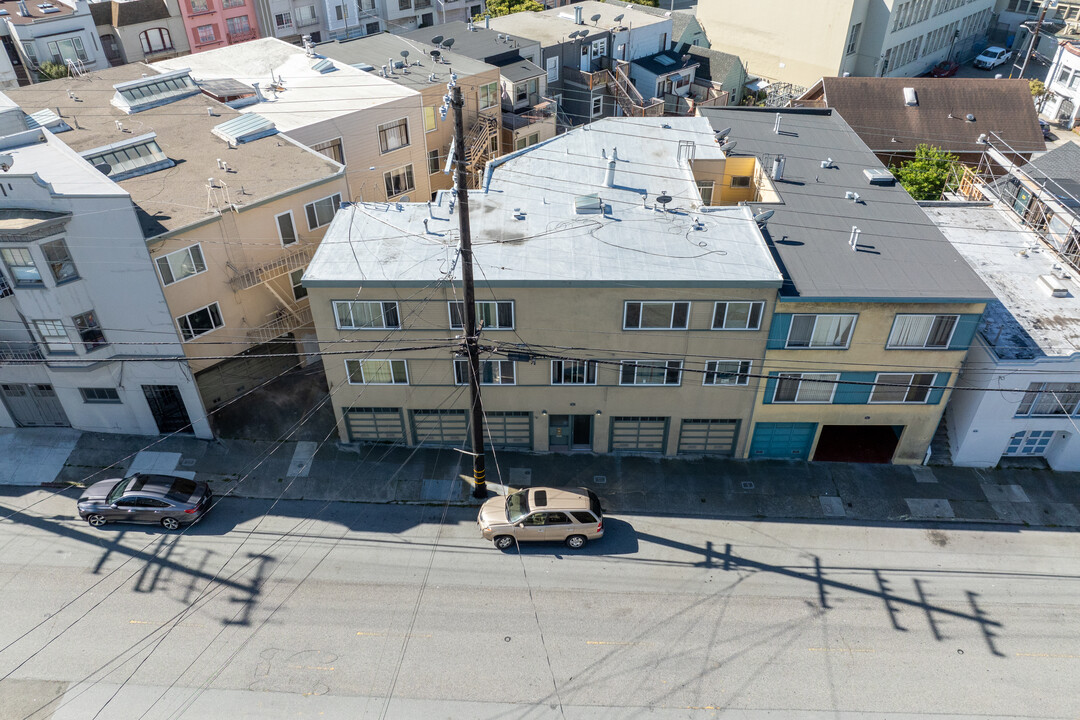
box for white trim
[550,359,598,385]
[176,301,224,342]
[155,243,206,286]
[623,301,690,330]
[703,360,751,386]
[454,358,516,385]
[274,210,298,246]
[377,117,411,154]
[447,300,514,330]
[711,301,763,330]
[772,372,839,403]
[886,314,958,349]
[344,358,409,385]
[332,300,400,330]
[785,314,856,349]
[868,372,936,404]
[304,193,342,231]
[619,359,683,386]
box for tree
[37,61,69,81]
[621,0,660,6]
[482,0,544,18]
[890,144,959,201]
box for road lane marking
[1015,653,1080,659]
[808,647,874,653]
[586,640,646,646]
[356,631,432,638]
[291,665,335,671]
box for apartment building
[322,0,484,41]
[155,37,427,202]
[700,107,992,464]
[253,0,328,45]
[315,31,502,192]
[0,0,107,83]
[304,117,784,456]
[6,63,348,412]
[90,0,190,66]
[488,1,673,125]
[0,115,209,437]
[401,21,556,151]
[996,0,1080,36]
[175,0,260,54]
[698,0,995,88]
[1045,38,1080,129]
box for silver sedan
[77,473,212,530]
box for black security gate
[142,385,192,434]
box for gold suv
[478,486,604,550]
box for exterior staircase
[248,303,313,343]
[228,244,315,292]
[611,60,663,118]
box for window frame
[886,314,959,349]
[1016,382,1080,417]
[423,106,438,133]
[383,164,415,199]
[34,319,74,354]
[730,175,751,188]
[785,314,857,349]
[195,24,216,43]
[345,358,409,385]
[310,137,344,164]
[591,94,603,117]
[448,300,514,330]
[155,244,207,286]
[619,359,683,386]
[427,148,441,175]
[772,372,840,403]
[80,387,122,404]
[275,210,299,246]
[550,359,598,385]
[304,193,342,230]
[712,301,763,330]
[623,301,690,330]
[72,310,108,352]
[703,360,751,386]
[377,117,411,154]
[869,372,936,404]
[0,247,43,287]
[290,268,307,300]
[479,81,499,110]
[139,27,174,54]
[176,302,224,342]
[333,300,401,330]
[454,359,516,385]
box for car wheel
[161,517,181,530]
[87,514,106,528]
[565,534,587,550]
[493,535,515,551]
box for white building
[0,116,210,437]
[322,0,483,41]
[1044,39,1080,130]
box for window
[295,4,318,25]
[80,387,121,404]
[712,301,763,330]
[696,180,714,205]
[846,23,862,55]
[551,360,597,385]
[1,248,42,287]
[887,314,957,348]
[383,165,415,198]
[34,319,74,354]
[311,138,344,164]
[22,42,38,66]
[1016,382,1080,416]
[140,28,174,54]
[333,300,400,329]
[0,272,11,299]
[275,11,293,29]
[47,37,88,64]
[428,148,441,174]
[620,360,683,386]
[290,268,307,300]
[786,314,856,348]
[366,21,380,34]
[275,211,298,246]
[704,360,751,386]
[479,82,499,110]
[591,94,603,117]
[190,0,208,11]
[305,193,342,230]
[399,0,411,9]
[155,244,206,285]
[449,300,513,330]
[730,176,751,188]
[82,137,171,180]
[772,373,839,403]
[869,373,936,403]
[226,16,251,35]
[345,358,408,384]
[454,359,515,385]
[378,118,410,153]
[223,0,244,7]
[591,38,607,58]
[424,106,437,132]
[73,311,107,352]
[176,302,224,341]
[624,301,690,330]
[195,25,216,43]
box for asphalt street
[1,489,1078,719]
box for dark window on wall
[41,239,78,284]
[72,310,107,352]
[80,387,121,403]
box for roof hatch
[211,113,277,144]
[111,69,201,114]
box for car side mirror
[515,522,524,528]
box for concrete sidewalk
[6,428,1071,529]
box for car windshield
[106,477,133,504]
[506,490,529,523]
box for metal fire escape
[226,243,316,343]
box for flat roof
[4,64,343,238]
[487,0,668,47]
[700,107,993,302]
[306,117,782,287]
[316,33,496,92]
[499,57,544,83]
[0,128,125,196]
[923,204,1080,360]
[400,21,536,63]
[154,38,417,132]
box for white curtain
[889,315,933,347]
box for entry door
[1004,430,1054,456]
[142,385,193,434]
[549,415,571,451]
[571,415,592,449]
[580,44,590,71]
[546,56,558,82]
[0,383,70,427]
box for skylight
[212,113,277,144]
[654,55,676,67]
[574,193,604,215]
[24,109,70,133]
[81,133,174,181]
[312,59,336,73]
[111,69,200,114]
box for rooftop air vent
[1038,274,1069,298]
[574,193,604,215]
[863,168,896,186]
[903,87,918,106]
[312,58,336,73]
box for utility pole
[450,84,488,499]
[1015,1,1053,79]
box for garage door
[678,419,739,456]
[484,411,532,449]
[609,416,669,454]
[0,383,70,427]
[343,407,405,444]
[410,408,468,447]
[748,422,817,459]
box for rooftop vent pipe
[604,157,616,188]
[773,114,783,134]
[252,82,265,101]
[771,154,785,181]
[574,5,583,24]
[849,226,860,251]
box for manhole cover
[593,475,607,484]
[180,458,197,467]
[741,481,755,490]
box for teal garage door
[749,422,817,459]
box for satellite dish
[715,127,732,139]
[656,192,673,208]
[590,13,601,24]
[399,195,411,202]
[753,210,774,225]
[431,35,444,45]
[719,140,737,153]
[577,28,589,37]
[568,30,579,39]
[430,49,441,59]
[442,37,455,49]
[400,50,410,58]
[613,13,624,22]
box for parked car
[78,473,212,530]
[1039,119,1053,140]
[478,486,604,550]
[930,59,960,77]
[973,46,1009,70]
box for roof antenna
[849,225,861,251]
